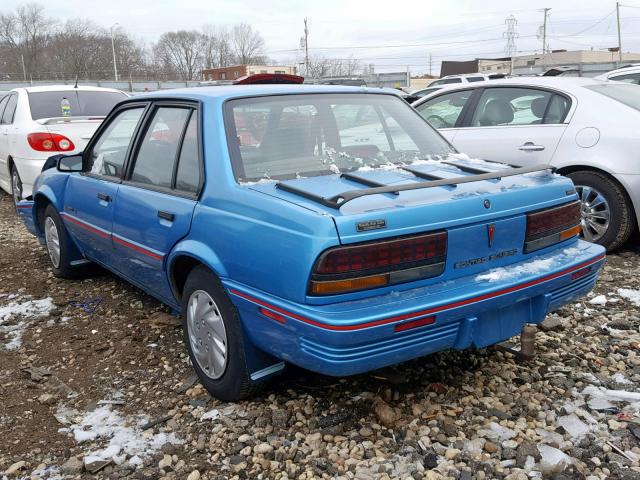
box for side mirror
[57,153,83,172]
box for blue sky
[3,0,640,74]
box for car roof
[16,85,126,94]
[131,84,393,102]
[412,76,608,104]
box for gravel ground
[1,190,640,480]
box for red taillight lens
[525,201,581,252]
[310,232,447,295]
[317,232,447,275]
[27,133,75,152]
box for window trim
[121,99,204,200]
[81,101,151,184]
[0,94,10,125]
[459,85,572,128]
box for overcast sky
[3,0,640,74]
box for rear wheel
[11,164,22,207]
[182,266,262,401]
[567,170,634,252]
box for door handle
[518,142,545,152]
[97,193,112,202]
[158,211,175,222]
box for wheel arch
[556,164,638,232]
[167,246,228,303]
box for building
[440,58,511,77]
[511,50,640,76]
[202,65,296,81]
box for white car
[411,74,506,100]
[594,65,640,84]
[0,86,128,204]
[412,77,640,251]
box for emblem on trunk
[487,223,496,248]
[483,199,491,209]
[356,219,387,232]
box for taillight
[27,132,75,152]
[525,201,581,253]
[310,232,447,295]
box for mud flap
[242,333,285,382]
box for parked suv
[0,85,128,205]
[18,85,604,400]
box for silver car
[413,77,640,251]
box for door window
[415,90,472,128]
[130,107,191,188]
[1,94,18,124]
[175,113,201,194]
[87,107,145,178]
[0,95,10,124]
[470,88,554,127]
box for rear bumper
[12,157,47,199]
[226,240,605,376]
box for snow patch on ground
[0,295,55,350]
[58,404,182,467]
[588,295,608,305]
[617,288,640,306]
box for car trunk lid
[37,116,104,151]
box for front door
[451,86,571,166]
[111,104,201,302]
[62,106,146,265]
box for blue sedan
[17,85,605,400]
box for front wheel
[182,266,262,401]
[43,204,88,278]
[567,170,634,252]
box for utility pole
[303,18,309,77]
[542,8,551,55]
[428,53,432,76]
[20,54,26,82]
[616,2,623,63]
[110,23,119,82]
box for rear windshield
[585,83,640,111]
[225,93,454,182]
[28,90,127,120]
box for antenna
[503,15,518,57]
[74,75,78,89]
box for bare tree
[0,3,54,78]
[306,55,362,78]
[202,25,234,68]
[231,23,265,65]
[153,30,206,80]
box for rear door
[0,94,12,191]
[111,102,202,301]
[63,105,147,265]
[414,89,474,143]
[451,86,571,166]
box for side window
[467,77,485,82]
[415,90,472,128]
[175,113,200,194]
[544,94,571,124]
[470,88,552,127]
[88,107,145,177]
[130,107,191,188]
[610,73,640,85]
[1,94,18,124]
[0,96,9,124]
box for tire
[181,266,262,401]
[42,204,86,278]
[567,170,634,252]
[11,164,22,207]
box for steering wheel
[426,114,450,128]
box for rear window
[586,83,640,111]
[28,90,127,120]
[225,93,454,182]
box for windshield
[28,90,127,120]
[225,93,454,182]
[585,83,640,111]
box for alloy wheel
[187,290,228,380]
[575,185,611,243]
